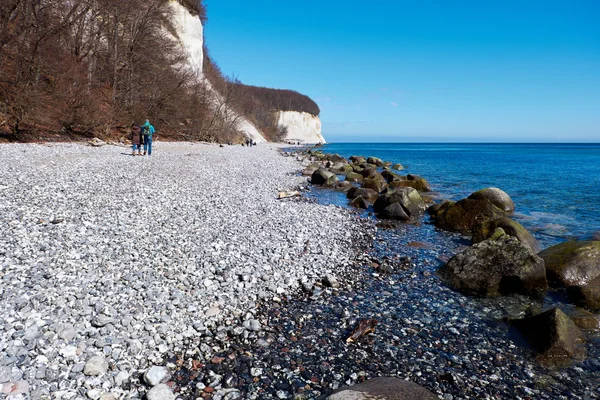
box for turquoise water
[321,143,600,248]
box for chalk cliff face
[168,1,323,144]
[278,111,326,144]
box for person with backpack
[130,123,142,156]
[142,119,156,156]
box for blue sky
[203,0,600,142]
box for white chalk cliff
[168,0,324,144]
[278,111,326,144]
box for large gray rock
[311,168,335,185]
[510,308,586,367]
[473,217,541,253]
[146,384,175,400]
[327,377,437,400]
[433,198,507,234]
[468,187,515,213]
[373,187,426,222]
[439,235,548,297]
[346,187,379,204]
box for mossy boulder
[468,187,515,213]
[324,153,346,163]
[510,308,586,367]
[361,175,388,193]
[345,172,364,183]
[311,168,335,185]
[391,164,404,171]
[327,377,438,400]
[349,196,369,209]
[346,187,379,203]
[302,163,321,176]
[367,156,384,166]
[439,234,548,297]
[373,187,427,222]
[390,174,431,192]
[567,276,600,312]
[539,241,600,287]
[335,180,354,192]
[323,175,339,188]
[433,198,507,234]
[473,217,541,253]
[359,166,379,178]
[380,170,401,183]
[568,308,600,330]
[349,155,367,164]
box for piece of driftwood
[277,191,301,199]
[346,318,378,343]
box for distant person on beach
[130,123,142,156]
[142,119,155,156]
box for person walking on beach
[142,119,155,156]
[130,123,142,156]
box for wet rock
[84,356,108,376]
[382,203,410,222]
[311,168,335,185]
[539,241,600,287]
[345,172,363,183]
[373,187,426,222]
[302,163,321,176]
[366,157,384,166]
[567,275,600,312]
[349,155,366,164]
[336,180,354,192]
[328,377,438,399]
[510,308,586,367]
[473,217,541,253]
[346,187,379,204]
[439,235,547,297]
[468,187,515,213]
[433,198,507,234]
[568,308,600,330]
[349,196,369,209]
[146,384,175,400]
[361,176,388,193]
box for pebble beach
[0,142,372,399]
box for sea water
[320,143,600,249]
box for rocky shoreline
[0,142,373,399]
[1,142,599,400]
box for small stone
[146,384,175,400]
[144,366,170,386]
[0,380,29,395]
[115,371,130,387]
[57,323,77,341]
[99,393,117,400]
[243,319,261,332]
[205,307,220,317]
[84,356,108,376]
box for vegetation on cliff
[0,0,318,143]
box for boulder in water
[390,175,432,192]
[327,377,438,400]
[433,198,507,234]
[373,187,426,222]
[367,156,384,166]
[346,187,379,203]
[567,276,600,312]
[438,234,548,297]
[361,175,388,193]
[473,217,541,253]
[468,187,515,213]
[539,241,600,287]
[391,163,404,171]
[510,308,586,367]
[349,155,367,164]
[349,196,369,209]
[311,168,335,185]
[345,172,363,183]
[302,163,321,176]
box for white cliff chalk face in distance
[167,1,267,143]
[278,111,326,144]
[167,1,324,144]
